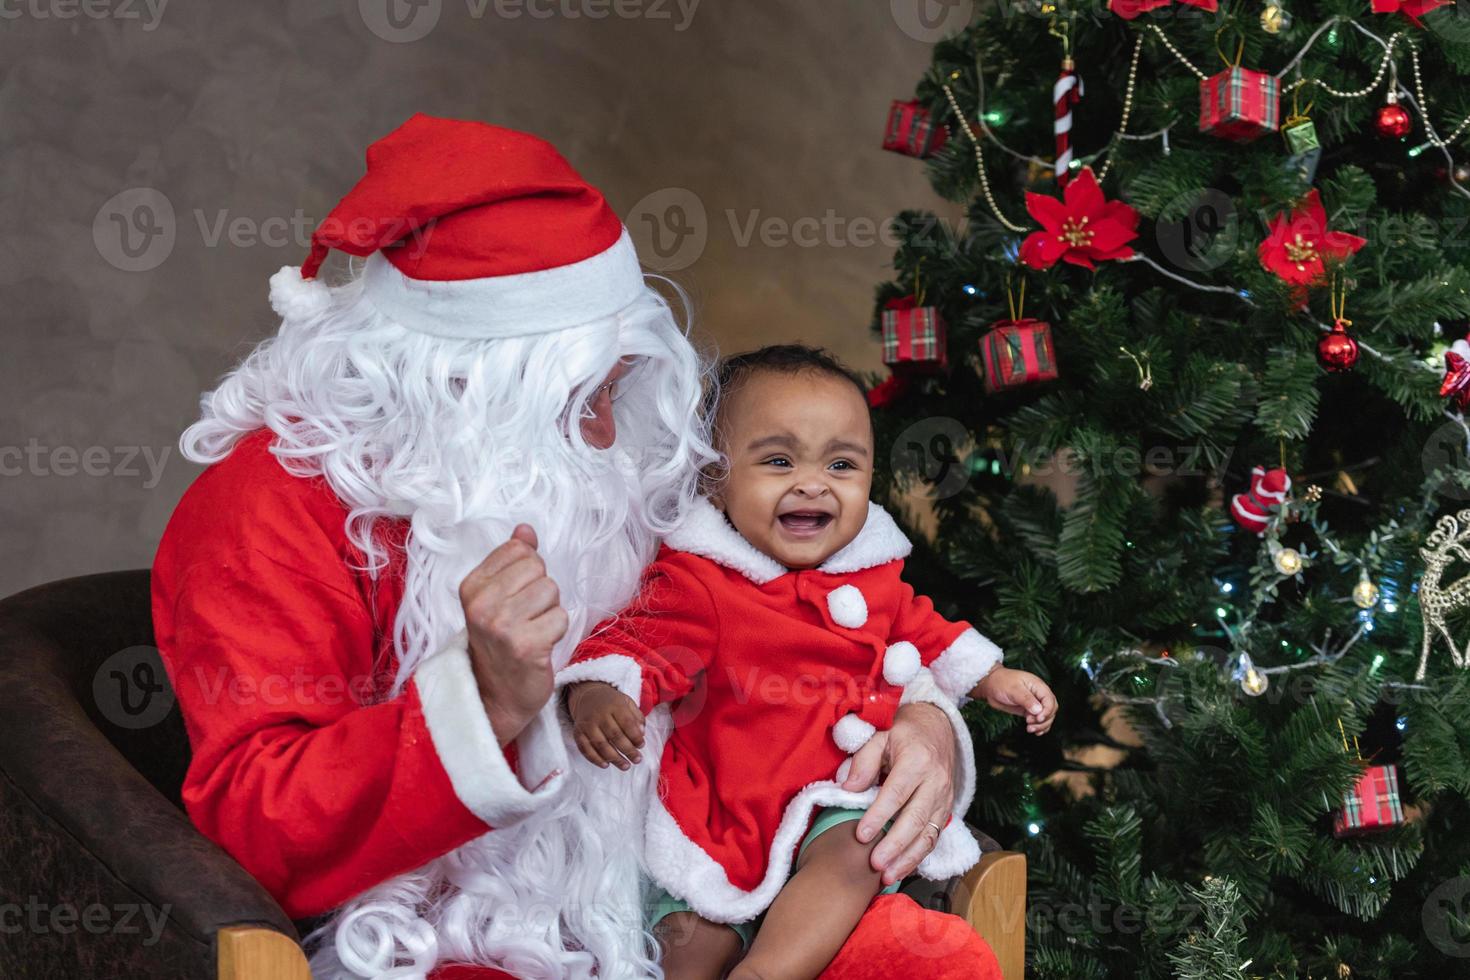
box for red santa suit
[151,429,568,932]
[558,496,1004,926]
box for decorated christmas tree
[872,2,1470,976]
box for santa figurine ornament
[1232,465,1293,535]
[1440,335,1470,411]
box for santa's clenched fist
[458,524,569,746]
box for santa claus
[150,114,998,979]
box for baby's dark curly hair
[700,344,871,495]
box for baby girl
[558,345,1057,979]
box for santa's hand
[567,681,645,770]
[459,524,569,747]
[841,701,956,886]
[974,666,1057,735]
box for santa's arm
[888,578,1004,705]
[153,550,566,920]
[555,558,719,714]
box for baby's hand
[973,666,1057,735]
[567,681,646,770]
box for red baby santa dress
[556,497,1004,925]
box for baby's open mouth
[778,511,833,533]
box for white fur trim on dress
[662,497,912,585]
[643,667,983,924]
[643,776,884,924]
[900,668,982,880]
[412,629,568,828]
[819,501,913,574]
[360,226,646,339]
[664,496,787,583]
[930,628,1005,704]
[269,265,333,320]
[832,713,877,754]
[882,641,922,687]
[826,584,868,629]
[554,653,645,708]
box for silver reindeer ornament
[1416,508,1470,681]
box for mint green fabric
[646,807,899,951]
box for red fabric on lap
[818,894,1003,980]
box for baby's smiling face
[712,369,874,570]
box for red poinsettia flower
[1020,167,1140,271]
[1257,189,1367,287]
[1372,0,1451,26]
[1110,0,1215,18]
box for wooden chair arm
[217,926,311,980]
[955,850,1027,980]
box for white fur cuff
[930,628,1004,704]
[413,629,568,828]
[917,820,983,879]
[554,653,645,708]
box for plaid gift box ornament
[883,99,950,159]
[1199,39,1280,141]
[881,294,948,372]
[1333,763,1405,837]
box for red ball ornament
[1375,102,1412,140]
[1318,319,1359,372]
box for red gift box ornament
[981,319,1058,393]
[881,295,948,373]
[882,99,949,159]
[1333,763,1405,837]
[1200,38,1280,141]
[979,278,1058,393]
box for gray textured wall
[0,0,967,597]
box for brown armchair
[0,570,1025,980]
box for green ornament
[1283,117,1319,155]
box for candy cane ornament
[1054,57,1083,187]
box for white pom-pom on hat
[832,713,877,754]
[882,641,921,687]
[826,585,868,629]
[269,265,333,321]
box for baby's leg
[729,821,885,980]
[656,910,745,980]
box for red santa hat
[269,113,645,339]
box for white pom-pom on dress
[825,585,868,629]
[882,641,921,686]
[831,713,877,754]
